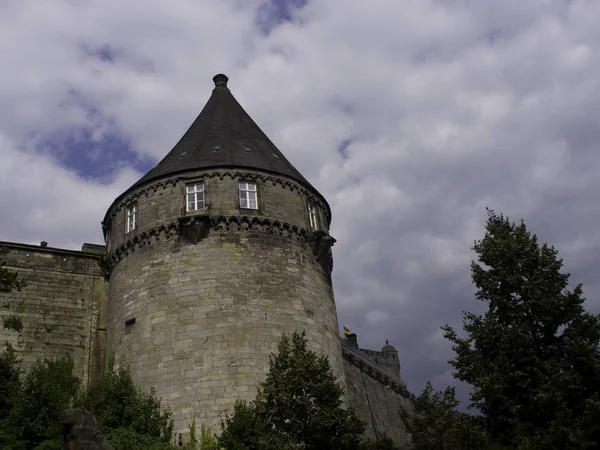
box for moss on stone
[3,314,23,332]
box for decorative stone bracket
[177,214,211,245]
[307,230,336,272]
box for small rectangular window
[308,204,318,230]
[186,183,205,212]
[126,204,137,233]
[239,182,258,209]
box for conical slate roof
[130,74,312,191]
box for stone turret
[343,333,402,379]
[380,340,401,378]
[101,74,344,435]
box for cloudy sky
[1,0,599,406]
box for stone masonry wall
[360,348,401,378]
[0,242,108,389]
[104,170,342,435]
[344,358,411,447]
[104,168,329,251]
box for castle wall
[342,343,411,447]
[0,242,108,390]
[360,348,401,378]
[104,170,342,434]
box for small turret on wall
[340,330,410,446]
[342,330,402,379]
[379,340,401,378]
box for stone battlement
[341,334,406,394]
[343,332,402,378]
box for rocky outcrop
[61,408,113,450]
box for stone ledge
[0,241,104,260]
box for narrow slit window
[126,204,137,233]
[239,182,258,209]
[186,183,205,212]
[308,204,318,230]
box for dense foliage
[187,420,219,450]
[0,346,177,450]
[417,209,600,449]
[218,331,393,450]
[2,315,23,332]
[0,344,19,424]
[400,381,490,450]
[0,346,79,449]
[0,247,25,293]
[79,355,174,450]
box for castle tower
[102,74,344,434]
[381,341,401,378]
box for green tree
[442,209,600,449]
[219,399,299,450]
[79,355,174,450]
[400,381,489,450]
[2,354,79,450]
[183,420,219,450]
[0,344,21,445]
[199,423,219,450]
[0,247,25,293]
[219,331,366,450]
[0,344,20,419]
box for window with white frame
[308,203,318,230]
[126,204,137,233]
[239,182,258,209]
[186,183,205,212]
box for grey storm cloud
[0,0,599,406]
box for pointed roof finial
[213,73,228,89]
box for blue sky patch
[256,0,308,35]
[48,89,153,181]
[40,125,151,181]
[338,139,352,160]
